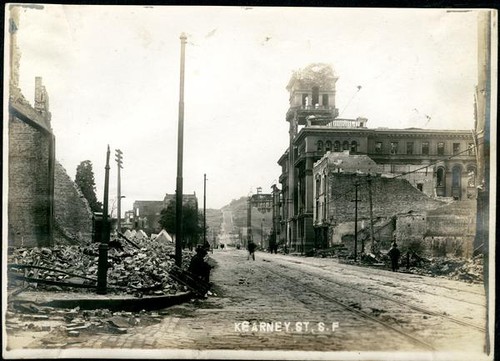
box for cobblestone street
[8,248,488,359]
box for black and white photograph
[3,4,496,360]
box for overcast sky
[12,5,480,213]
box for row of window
[317,140,357,153]
[316,140,476,156]
[375,141,475,156]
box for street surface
[8,248,487,356]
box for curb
[11,291,194,312]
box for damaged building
[7,7,92,247]
[277,63,477,255]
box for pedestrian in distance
[388,242,401,272]
[247,240,256,261]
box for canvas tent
[154,229,173,243]
[135,229,148,240]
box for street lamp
[175,32,187,267]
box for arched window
[342,141,349,151]
[325,141,332,152]
[317,141,323,152]
[451,165,462,199]
[452,165,461,188]
[436,167,445,187]
[350,141,357,153]
[334,141,341,152]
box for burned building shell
[277,63,477,255]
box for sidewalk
[10,291,193,312]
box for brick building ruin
[7,6,92,247]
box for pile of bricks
[7,238,194,295]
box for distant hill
[204,208,223,239]
[221,196,273,244]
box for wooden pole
[97,145,111,294]
[175,33,187,267]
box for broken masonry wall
[423,199,476,258]
[328,174,444,225]
[394,213,427,252]
[327,174,443,255]
[380,164,435,197]
[332,217,395,253]
[53,161,93,244]
[8,115,52,247]
[423,236,474,258]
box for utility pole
[203,173,207,246]
[247,195,252,248]
[115,149,123,233]
[352,181,360,262]
[175,33,187,267]
[261,219,264,248]
[367,175,376,253]
[97,145,111,294]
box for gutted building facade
[277,63,477,253]
[8,6,92,247]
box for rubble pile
[408,255,484,283]
[7,236,194,295]
[449,255,484,283]
[335,249,484,284]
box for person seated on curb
[189,245,212,283]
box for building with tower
[277,63,477,254]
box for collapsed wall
[329,174,476,257]
[329,174,443,252]
[423,200,477,258]
[53,161,93,244]
[329,174,443,223]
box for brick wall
[328,174,443,224]
[327,174,443,253]
[8,115,51,247]
[395,213,427,249]
[422,200,476,257]
[53,161,93,243]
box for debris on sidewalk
[408,254,484,283]
[6,301,164,338]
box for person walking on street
[388,242,401,272]
[247,240,256,261]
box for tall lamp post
[175,33,187,267]
[97,145,111,294]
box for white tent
[123,229,133,239]
[135,229,148,240]
[154,229,173,243]
[130,230,137,238]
